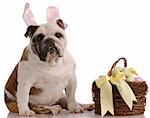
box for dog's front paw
[68,103,84,113]
[19,109,36,116]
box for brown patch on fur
[55,97,68,109]
[55,97,94,111]
[4,92,18,112]
[5,64,18,97]
[29,97,67,114]
[31,42,38,55]
[29,104,51,114]
[5,100,18,113]
[6,102,18,112]
[30,87,42,95]
[20,48,29,61]
[24,25,39,38]
[56,19,66,30]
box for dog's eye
[36,33,45,42]
[55,32,63,39]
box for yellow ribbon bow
[95,69,137,116]
[96,75,114,116]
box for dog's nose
[48,47,57,54]
[44,38,59,55]
[44,38,55,46]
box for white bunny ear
[23,3,37,26]
[47,6,60,22]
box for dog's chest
[33,67,70,89]
[28,59,72,87]
[21,61,73,105]
[18,50,75,105]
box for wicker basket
[92,58,148,116]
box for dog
[4,3,93,116]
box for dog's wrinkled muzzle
[45,46,61,62]
[38,38,63,62]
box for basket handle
[107,57,127,76]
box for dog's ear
[24,25,39,38]
[23,3,37,26]
[47,6,60,22]
[56,19,67,30]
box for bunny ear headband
[23,3,67,29]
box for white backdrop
[0,0,150,117]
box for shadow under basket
[92,58,148,116]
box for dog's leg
[16,62,37,116]
[17,82,35,116]
[65,76,84,113]
[17,80,35,116]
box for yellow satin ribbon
[95,70,137,116]
[96,76,114,116]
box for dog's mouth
[36,44,64,62]
[31,36,64,62]
[45,46,62,62]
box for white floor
[4,84,150,118]
[7,111,147,118]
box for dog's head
[25,19,67,62]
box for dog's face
[25,19,67,62]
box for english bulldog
[4,3,93,116]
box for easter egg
[135,77,143,82]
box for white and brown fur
[4,19,93,116]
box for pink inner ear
[23,3,37,26]
[47,6,60,22]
